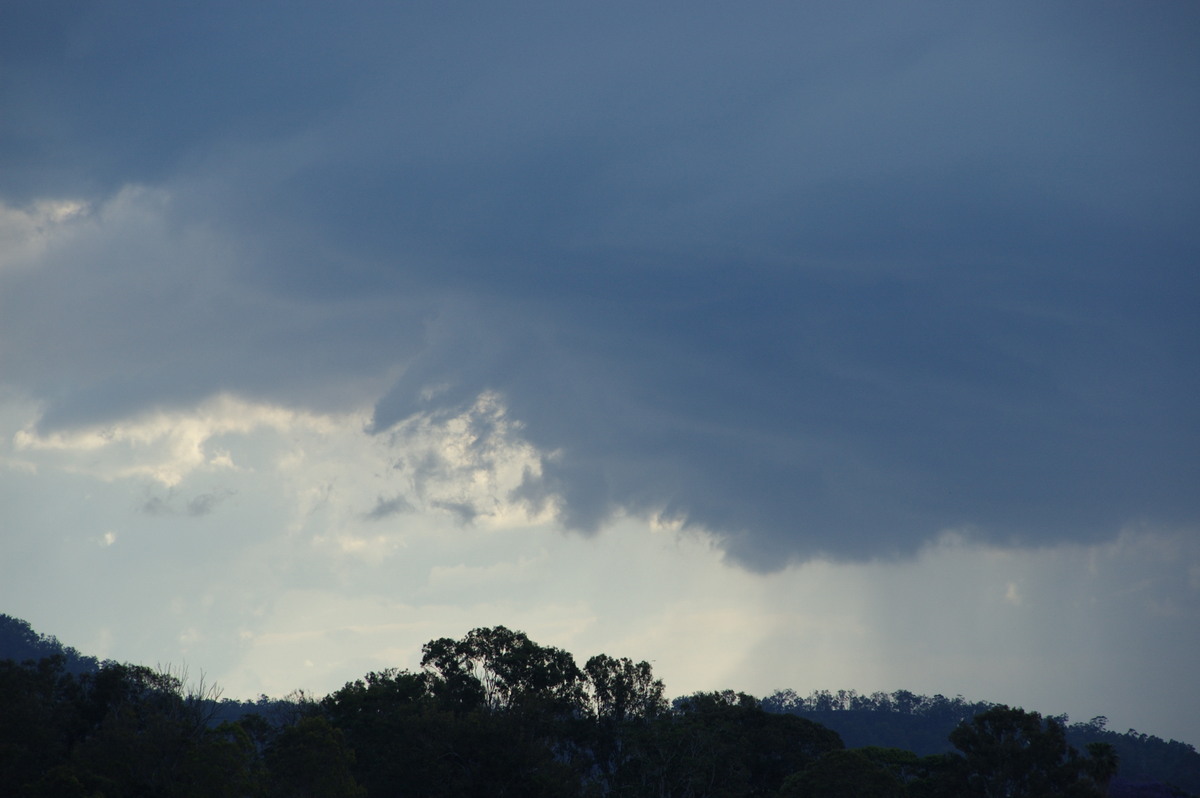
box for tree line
[764,689,1200,796]
[0,622,1157,797]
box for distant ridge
[764,688,1200,796]
[0,613,101,674]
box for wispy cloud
[141,489,234,518]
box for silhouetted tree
[584,653,666,723]
[421,625,584,716]
[946,705,1115,798]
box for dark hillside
[0,613,99,674]
[764,689,1200,797]
[1069,718,1200,798]
[763,689,991,755]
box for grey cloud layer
[2,1,1197,566]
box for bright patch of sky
[2,394,1197,742]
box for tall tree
[421,626,584,715]
[946,705,1116,798]
[584,654,666,723]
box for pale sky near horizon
[1,1,1198,745]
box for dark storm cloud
[366,496,415,522]
[2,2,1197,566]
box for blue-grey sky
[2,1,1198,744]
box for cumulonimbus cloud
[1,1,1197,568]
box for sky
[1,0,1198,745]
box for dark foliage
[0,655,264,797]
[1068,717,1200,797]
[766,688,1200,797]
[778,748,907,798]
[2,616,1198,797]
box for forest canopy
[1,615,1195,797]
